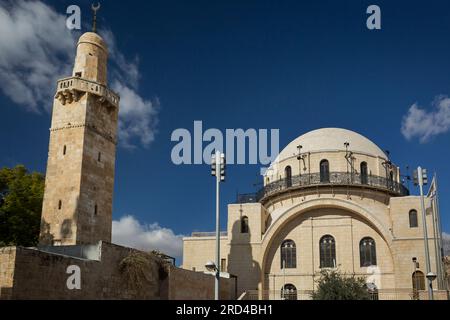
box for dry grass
[119,251,159,290]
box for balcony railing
[190,231,228,237]
[236,172,409,204]
[240,289,444,300]
[55,76,120,108]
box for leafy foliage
[311,269,371,300]
[0,165,45,247]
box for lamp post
[211,151,226,300]
[412,257,419,300]
[413,166,433,300]
[426,272,437,299]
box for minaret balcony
[236,172,410,204]
[55,76,120,108]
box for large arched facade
[258,198,395,295]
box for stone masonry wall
[0,242,237,300]
[161,265,236,300]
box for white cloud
[401,95,450,143]
[0,0,159,148]
[443,232,450,256]
[113,81,159,148]
[112,215,184,261]
[0,0,76,112]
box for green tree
[311,269,371,300]
[0,165,45,247]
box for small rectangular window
[75,72,82,77]
[98,152,102,162]
[63,145,67,155]
[94,204,98,215]
[221,258,227,272]
[58,200,62,210]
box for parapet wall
[162,266,237,300]
[0,242,236,300]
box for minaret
[39,7,120,246]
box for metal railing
[190,231,228,237]
[241,289,435,300]
[236,172,409,203]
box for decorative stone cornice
[50,123,117,145]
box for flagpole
[431,191,441,289]
[433,173,445,290]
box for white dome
[276,128,387,162]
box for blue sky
[1,0,450,259]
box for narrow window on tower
[98,152,102,162]
[63,145,67,155]
[221,258,227,272]
[94,204,98,216]
[75,72,82,77]
[58,200,62,210]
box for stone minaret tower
[39,29,120,246]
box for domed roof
[77,32,108,52]
[276,128,387,162]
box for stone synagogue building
[183,128,449,300]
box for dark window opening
[281,240,296,269]
[94,204,98,215]
[63,145,67,155]
[320,160,330,183]
[320,235,336,268]
[360,162,368,184]
[58,200,62,210]
[281,284,297,300]
[75,72,82,77]
[98,152,102,162]
[409,210,418,228]
[285,166,292,188]
[241,216,249,233]
[360,237,377,267]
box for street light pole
[211,151,225,300]
[415,166,433,300]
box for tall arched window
[241,216,249,233]
[320,160,330,183]
[360,162,368,184]
[412,271,425,292]
[409,210,418,228]
[359,237,377,267]
[285,166,292,188]
[281,284,297,300]
[280,240,296,269]
[320,235,336,268]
